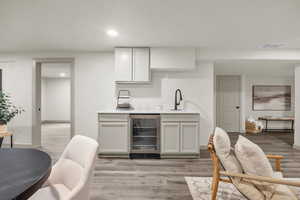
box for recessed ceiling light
[260,43,286,49]
[59,72,66,77]
[106,29,119,37]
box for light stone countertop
[97,109,200,114]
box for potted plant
[0,91,24,132]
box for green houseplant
[0,91,24,132]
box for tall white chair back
[30,135,99,200]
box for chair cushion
[57,158,83,190]
[271,184,299,200]
[213,128,264,200]
[271,172,298,199]
[235,135,273,177]
[273,172,283,179]
[213,128,242,174]
[235,135,276,199]
[29,184,71,200]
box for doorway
[216,75,241,132]
[33,58,75,153]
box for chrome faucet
[174,89,183,110]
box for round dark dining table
[0,148,52,200]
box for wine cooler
[130,114,160,158]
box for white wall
[74,53,115,140]
[0,53,116,145]
[41,78,70,122]
[0,61,33,145]
[117,62,215,146]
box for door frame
[216,75,242,132]
[32,58,75,147]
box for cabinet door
[99,122,129,153]
[161,122,180,153]
[133,48,150,82]
[115,48,132,81]
[180,122,199,153]
[150,47,196,71]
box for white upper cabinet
[150,47,196,71]
[115,47,150,83]
[115,48,132,82]
[133,48,150,82]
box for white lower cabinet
[98,113,199,158]
[98,114,129,156]
[161,117,199,157]
[180,122,199,153]
[161,122,180,153]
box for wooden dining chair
[208,134,300,200]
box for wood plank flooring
[40,125,300,200]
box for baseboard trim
[98,152,130,158]
[1,143,40,148]
[42,120,71,124]
[160,155,199,159]
[293,145,300,150]
[200,145,207,150]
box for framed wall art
[252,85,291,111]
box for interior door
[216,76,241,132]
[33,62,42,146]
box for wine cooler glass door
[131,115,160,153]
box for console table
[258,117,294,133]
[0,131,13,148]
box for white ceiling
[1,0,300,52]
[42,63,71,78]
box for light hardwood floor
[40,125,300,200]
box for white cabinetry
[161,122,180,153]
[115,48,132,81]
[161,114,199,157]
[98,112,200,158]
[115,47,150,83]
[150,47,196,71]
[98,114,129,157]
[180,122,199,153]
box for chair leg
[211,177,219,200]
[211,158,220,200]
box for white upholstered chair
[30,135,99,200]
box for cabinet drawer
[161,114,199,122]
[98,113,129,122]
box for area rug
[185,177,300,200]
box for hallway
[40,123,70,162]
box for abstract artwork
[252,85,291,111]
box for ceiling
[42,63,71,78]
[1,0,300,52]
